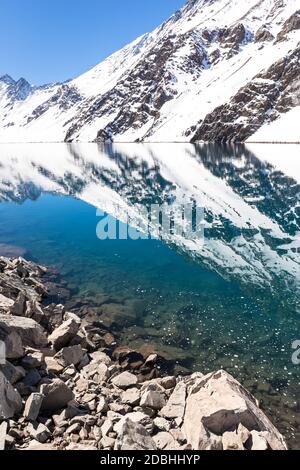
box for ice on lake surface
[0,142,299,447]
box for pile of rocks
[0,256,287,451]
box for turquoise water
[0,143,299,447]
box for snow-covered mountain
[0,0,300,143]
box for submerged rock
[0,244,27,258]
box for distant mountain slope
[0,0,299,143]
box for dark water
[0,143,299,447]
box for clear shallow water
[0,143,299,447]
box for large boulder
[0,314,48,358]
[40,378,74,411]
[24,393,44,421]
[111,371,138,389]
[48,316,80,351]
[182,370,287,450]
[160,382,186,419]
[54,345,85,367]
[140,390,166,410]
[0,370,23,419]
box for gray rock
[10,292,26,316]
[95,363,110,383]
[24,393,44,421]
[0,330,23,359]
[21,352,44,369]
[65,422,81,435]
[169,428,186,444]
[222,431,244,450]
[250,430,269,450]
[27,422,51,443]
[115,418,157,450]
[160,381,186,419]
[25,440,56,450]
[54,345,85,367]
[107,410,123,423]
[48,317,80,351]
[0,370,22,419]
[0,361,25,384]
[153,431,179,450]
[140,390,166,410]
[153,417,171,432]
[109,402,129,415]
[114,411,152,435]
[0,294,13,311]
[121,388,140,406]
[160,376,176,390]
[44,357,64,374]
[101,435,115,449]
[0,421,8,450]
[258,430,287,451]
[101,419,113,437]
[96,396,108,414]
[23,369,41,387]
[237,423,251,445]
[40,378,74,411]
[75,376,89,392]
[111,371,138,389]
[141,380,165,393]
[89,351,111,365]
[0,314,48,358]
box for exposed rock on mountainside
[276,9,300,42]
[255,26,275,43]
[0,256,288,450]
[191,46,300,142]
[0,0,299,143]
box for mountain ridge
[0,0,299,143]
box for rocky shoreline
[0,256,287,451]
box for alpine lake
[0,142,299,448]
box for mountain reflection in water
[0,142,299,447]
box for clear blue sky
[0,0,184,85]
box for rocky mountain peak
[0,74,15,86]
[9,77,32,101]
